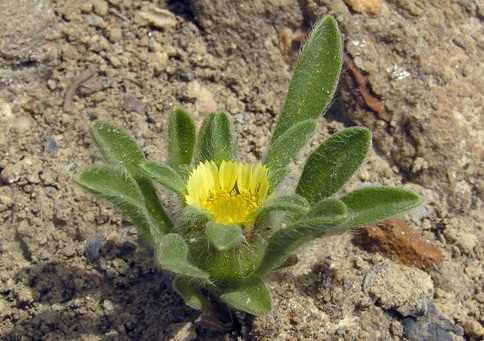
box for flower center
[185,161,269,224]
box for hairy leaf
[264,120,317,187]
[309,198,349,217]
[172,277,205,310]
[155,233,209,279]
[267,167,289,192]
[168,108,196,166]
[206,223,244,251]
[341,186,422,228]
[297,127,371,203]
[195,112,235,163]
[91,121,144,175]
[256,194,310,220]
[75,166,156,243]
[137,179,172,234]
[271,16,343,141]
[140,161,185,197]
[220,278,272,316]
[181,206,213,225]
[91,121,172,233]
[256,201,347,276]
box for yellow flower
[185,160,269,225]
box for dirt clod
[364,261,434,317]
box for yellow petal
[237,164,251,193]
[250,163,264,193]
[258,175,269,202]
[207,161,220,190]
[219,160,237,191]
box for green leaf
[220,278,272,316]
[256,202,347,276]
[308,198,349,218]
[267,167,289,191]
[340,186,422,228]
[75,166,156,243]
[168,108,196,166]
[137,179,172,234]
[274,254,299,270]
[181,206,213,225]
[271,16,343,141]
[195,112,235,164]
[91,121,144,176]
[297,127,371,203]
[172,277,205,310]
[91,121,172,234]
[256,194,310,219]
[206,223,244,251]
[264,120,317,187]
[155,233,209,279]
[140,161,186,197]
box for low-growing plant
[76,16,421,316]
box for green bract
[76,16,421,316]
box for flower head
[185,160,269,224]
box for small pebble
[136,7,177,29]
[122,95,146,114]
[107,26,123,43]
[402,303,464,341]
[148,51,169,74]
[44,186,57,198]
[92,0,109,17]
[0,186,13,212]
[186,81,217,114]
[85,14,105,28]
[462,319,484,339]
[344,0,382,15]
[166,322,197,341]
[102,299,115,312]
[0,101,13,121]
[43,136,58,155]
[80,2,93,13]
[13,116,32,132]
[85,235,104,262]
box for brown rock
[354,219,443,269]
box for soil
[0,0,482,340]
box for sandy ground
[0,0,482,340]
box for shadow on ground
[3,241,198,340]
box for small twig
[344,54,388,119]
[109,8,129,21]
[63,66,97,112]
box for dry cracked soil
[0,0,483,340]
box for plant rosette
[76,16,421,316]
